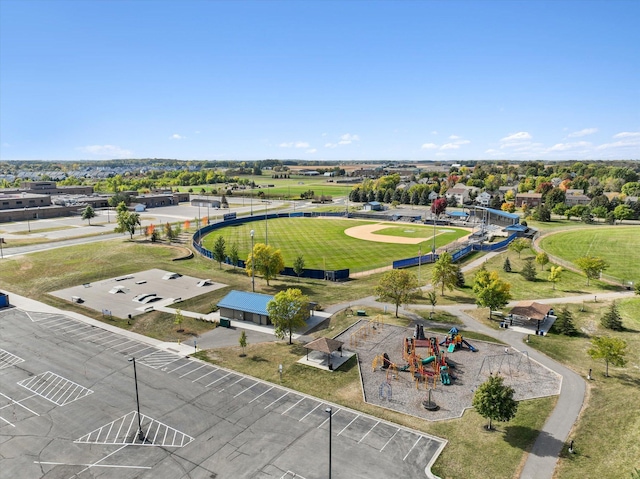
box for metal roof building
[217,290,274,326]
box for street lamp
[325,407,333,479]
[128,357,145,442]
[250,229,255,292]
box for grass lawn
[525,297,640,479]
[538,226,640,284]
[195,339,556,479]
[200,217,469,273]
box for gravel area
[337,321,562,421]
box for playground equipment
[402,335,453,389]
[372,353,408,381]
[439,327,478,352]
[349,318,383,348]
[474,349,534,386]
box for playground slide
[422,356,436,365]
[462,340,477,352]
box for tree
[587,336,627,377]
[535,252,549,271]
[591,205,608,222]
[548,266,563,290]
[212,235,226,269]
[472,374,519,430]
[508,238,530,258]
[81,205,96,225]
[174,309,184,332]
[164,222,177,241]
[613,204,633,224]
[473,269,512,319]
[246,243,285,286]
[575,256,608,285]
[455,265,465,287]
[114,202,140,240]
[293,255,305,281]
[238,330,248,356]
[520,258,537,281]
[229,242,239,269]
[431,197,447,217]
[601,302,623,331]
[503,257,512,273]
[108,191,132,207]
[267,288,309,344]
[501,202,516,213]
[431,252,458,296]
[374,269,420,317]
[426,291,437,313]
[552,307,577,336]
[531,205,551,222]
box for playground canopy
[304,337,344,369]
[508,301,552,321]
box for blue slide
[462,340,477,352]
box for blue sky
[1,0,638,162]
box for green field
[539,226,640,283]
[200,217,469,272]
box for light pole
[250,229,255,292]
[25,208,31,232]
[325,407,333,479]
[128,357,145,442]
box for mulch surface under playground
[337,321,562,421]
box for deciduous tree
[575,256,608,285]
[431,252,458,296]
[267,288,309,344]
[293,255,305,281]
[535,252,549,271]
[508,238,530,258]
[246,243,285,286]
[81,205,96,225]
[473,268,512,319]
[587,336,627,377]
[374,269,420,317]
[472,374,519,430]
[548,266,563,290]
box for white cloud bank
[279,141,310,148]
[567,128,598,138]
[170,133,186,140]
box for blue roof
[368,201,381,206]
[448,211,469,217]
[476,206,520,220]
[217,290,274,316]
[505,224,528,232]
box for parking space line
[179,364,205,378]
[233,382,258,398]
[124,346,155,357]
[0,349,25,370]
[0,415,15,427]
[18,371,93,406]
[192,369,217,382]
[100,337,127,346]
[318,409,340,428]
[0,392,40,416]
[265,392,288,409]
[358,421,379,443]
[206,372,232,387]
[403,436,421,461]
[220,377,244,392]
[249,386,273,403]
[380,429,399,452]
[282,397,304,415]
[166,362,192,374]
[115,341,140,353]
[67,328,102,339]
[338,414,360,436]
[299,402,321,422]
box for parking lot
[0,306,446,479]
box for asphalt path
[0,305,446,479]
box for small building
[363,201,383,211]
[476,191,492,207]
[217,290,274,326]
[565,194,591,207]
[514,192,543,207]
[507,301,554,334]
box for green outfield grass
[539,226,640,284]
[200,217,469,272]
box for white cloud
[306,148,317,154]
[448,134,461,140]
[279,141,310,148]
[431,131,438,135]
[548,141,592,152]
[324,143,337,149]
[170,134,186,140]
[421,143,438,150]
[500,131,532,143]
[613,131,640,139]
[567,128,597,138]
[596,139,640,150]
[338,133,360,145]
[440,140,470,151]
[76,145,132,158]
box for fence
[193,212,351,280]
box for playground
[336,320,561,421]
